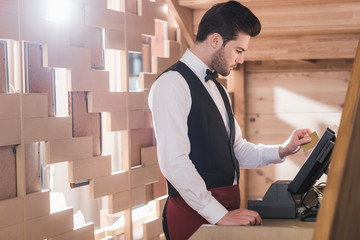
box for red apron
[164,184,240,240]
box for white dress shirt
[148,49,284,224]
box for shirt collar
[180,49,209,83]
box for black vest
[159,61,239,196]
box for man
[148,1,312,239]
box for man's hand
[216,209,263,226]
[279,129,312,158]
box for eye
[236,49,243,54]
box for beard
[210,47,232,77]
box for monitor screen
[287,128,336,195]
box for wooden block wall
[0,0,180,239]
[245,60,352,200]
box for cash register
[248,128,336,221]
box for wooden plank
[25,191,50,220]
[104,29,125,50]
[23,117,72,143]
[109,191,130,214]
[246,71,349,114]
[132,185,146,207]
[85,7,125,30]
[144,109,153,128]
[0,42,5,93]
[25,142,40,194]
[0,223,23,240]
[129,110,145,129]
[68,155,112,183]
[130,128,154,167]
[107,111,127,131]
[0,93,20,119]
[109,186,146,214]
[128,92,145,110]
[22,93,48,118]
[0,145,17,200]
[0,119,21,146]
[26,208,74,240]
[190,223,314,240]
[0,9,18,40]
[90,70,110,92]
[153,164,167,199]
[155,195,168,218]
[44,136,93,164]
[153,41,180,74]
[314,42,360,240]
[87,92,127,113]
[164,0,195,47]
[126,13,155,52]
[245,59,354,73]
[0,197,23,228]
[143,217,162,240]
[141,146,157,167]
[130,165,159,188]
[192,2,360,36]
[140,73,157,91]
[71,92,101,156]
[50,222,95,240]
[246,33,360,61]
[139,0,167,21]
[27,43,55,116]
[90,171,129,199]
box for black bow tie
[205,69,218,82]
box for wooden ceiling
[170,0,360,61]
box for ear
[209,33,223,49]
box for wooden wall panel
[68,155,112,183]
[50,222,95,240]
[72,92,101,156]
[245,65,350,200]
[0,197,23,228]
[22,93,48,118]
[0,94,20,119]
[26,208,73,240]
[0,42,6,93]
[0,0,181,238]
[25,191,50,220]
[0,1,18,40]
[0,146,17,201]
[90,171,129,199]
[130,128,153,167]
[25,142,40,194]
[0,223,23,240]
[23,117,72,143]
[27,43,55,116]
[44,137,93,164]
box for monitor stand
[248,180,297,219]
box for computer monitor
[287,128,336,195]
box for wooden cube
[25,191,50,220]
[49,222,95,240]
[26,208,73,240]
[90,171,129,199]
[23,117,72,143]
[44,137,93,164]
[0,197,23,229]
[68,155,112,183]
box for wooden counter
[190,218,315,240]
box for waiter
[148,1,312,239]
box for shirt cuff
[197,197,228,224]
[264,145,286,164]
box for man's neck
[189,43,213,69]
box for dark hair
[196,1,261,45]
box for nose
[236,53,244,64]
